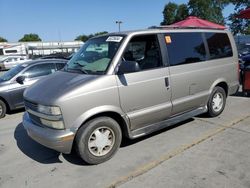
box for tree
[75,31,109,42]
[176,4,189,22]
[0,37,7,42]
[75,35,89,42]
[227,1,250,35]
[94,31,108,36]
[19,33,41,42]
[161,2,189,25]
[188,0,228,25]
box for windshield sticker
[106,36,123,42]
[165,36,172,44]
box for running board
[130,106,207,139]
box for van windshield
[65,35,124,75]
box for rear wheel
[76,117,122,165]
[207,86,226,117]
[0,100,6,119]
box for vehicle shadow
[121,118,194,147]
[14,123,89,166]
[7,108,25,115]
[14,123,62,164]
[14,119,194,165]
[232,91,249,98]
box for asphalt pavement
[0,94,250,188]
[0,71,6,77]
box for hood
[24,71,98,105]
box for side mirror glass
[118,61,140,74]
[16,76,26,85]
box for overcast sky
[0,0,234,42]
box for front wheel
[75,117,122,165]
[0,100,7,119]
[207,86,226,117]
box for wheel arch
[209,79,229,97]
[72,106,131,139]
[0,96,10,112]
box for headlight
[40,118,64,129]
[37,105,61,116]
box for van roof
[106,27,229,36]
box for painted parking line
[107,114,250,188]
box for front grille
[28,113,44,127]
[24,100,43,127]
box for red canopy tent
[169,16,226,30]
[236,8,250,19]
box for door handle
[165,77,170,89]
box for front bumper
[23,112,75,154]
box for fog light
[40,118,64,129]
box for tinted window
[23,63,56,78]
[56,63,65,70]
[165,33,206,66]
[205,33,233,59]
[0,64,25,81]
[5,50,17,54]
[123,35,162,71]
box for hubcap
[88,127,115,157]
[212,93,223,112]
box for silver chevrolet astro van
[23,28,239,164]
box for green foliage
[75,35,89,42]
[19,33,41,42]
[227,1,250,35]
[161,2,189,25]
[176,4,189,22]
[94,31,108,36]
[0,37,7,42]
[161,0,229,26]
[188,0,227,25]
[75,31,108,42]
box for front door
[116,34,172,130]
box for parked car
[23,28,239,164]
[0,59,67,118]
[0,55,30,70]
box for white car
[0,56,30,70]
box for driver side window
[123,35,163,71]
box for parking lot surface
[0,71,6,76]
[0,94,250,188]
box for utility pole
[115,21,123,32]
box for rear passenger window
[165,33,206,66]
[205,33,233,59]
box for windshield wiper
[64,63,88,74]
[73,62,89,74]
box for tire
[0,100,6,119]
[207,86,226,117]
[75,117,122,165]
